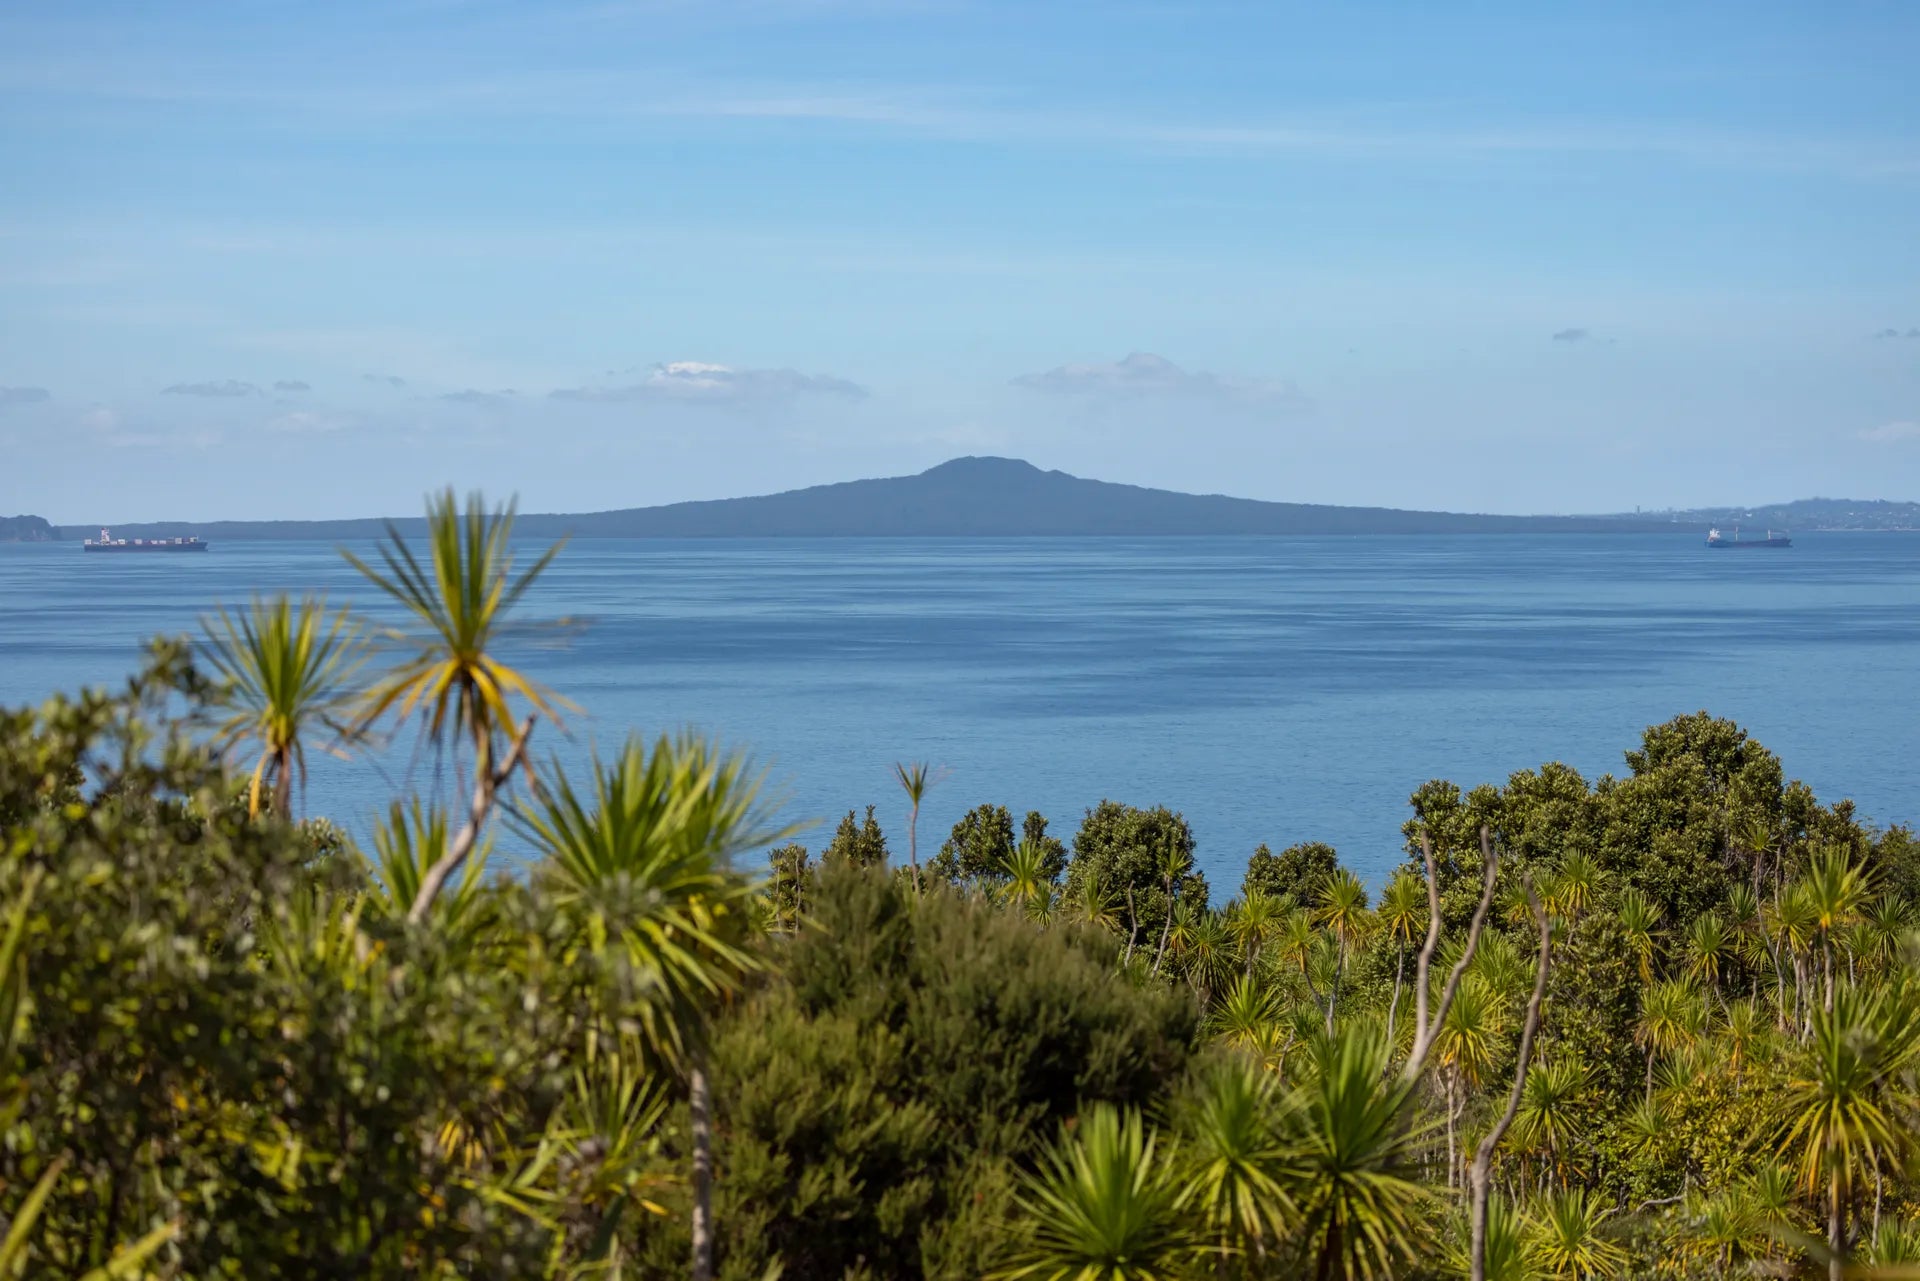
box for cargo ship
[82,528,208,553]
[1706,526,1790,549]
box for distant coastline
[0,515,56,543]
[26,457,1920,541]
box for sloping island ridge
[44,455,1741,539]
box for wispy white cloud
[230,328,508,389]
[265,409,354,434]
[162,379,259,397]
[1859,421,1920,444]
[551,360,866,404]
[2,56,1914,179]
[1014,352,1311,414]
[69,404,220,449]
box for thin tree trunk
[1829,1162,1844,1281]
[1152,875,1175,975]
[1470,884,1553,1281]
[409,717,534,923]
[1795,955,1809,1038]
[1123,887,1140,967]
[1446,1075,1458,1188]
[1326,944,1344,1032]
[1315,1219,1342,1281]
[1775,943,1788,1031]
[907,802,921,894]
[273,743,294,818]
[1385,939,1407,1049]
[1406,827,1501,1084]
[691,1052,715,1281]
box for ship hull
[83,543,208,553]
[1706,538,1790,549]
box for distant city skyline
[2,1,1917,522]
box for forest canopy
[4,492,1919,1281]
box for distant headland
[0,515,56,542]
[24,458,1920,540]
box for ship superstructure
[82,528,208,553]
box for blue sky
[1,1,1916,521]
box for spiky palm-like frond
[1441,1195,1532,1281]
[891,760,939,893]
[1802,848,1873,940]
[1685,911,1731,990]
[514,732,790,1064]
[201,593,365,817]
[1465,931,1531,1001]
[1635,979,1703,1063]
[1000,836,1059,914]
[1866,1219,1920,1268]
[994,1105,1202,1281]
[1616,888,1664,986]
[1377,872,1425,950]
[1315,870,1371,952]
[1779,982,1920,1206]
[1525,1188,1627,1279]
[1281,1028,1437,1281]
[1173,1056,1298,1259]
[1228,888,1285,973]
[366,799,491,940]
[345,489,571,774]
[1184,910,1237,1003]
[1721,997,1772,1078]
[1074,867,1125,934]
[1210,973,1286,1058]
[1435,976,1505,1092]
[1510,1057,1590,1185]
[1552,852,1602,922]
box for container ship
[1706,526,1790,549]
[82,527,208,553]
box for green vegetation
[5,491,1920,1279]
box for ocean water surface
[2,533,1915,888]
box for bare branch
[1404,825,1501,1083]
[1469,876,1554,1281]
[1409,832,1444,1070]
[407,716,535,924]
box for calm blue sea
[2,534,1915,889]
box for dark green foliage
[2,639,772,1279]
[822,803,890,868]
[1065,800,1208,954]
[9,624,1918,1281]
[1243,841,1339,905]
[1870,825,1920,903]
[930,802,1016,886]
[647,864,1202,1279]
[1,645,578,1276]
[1596,713,1785,923]
[1021,810,1069,883]
[766,841,811,926]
